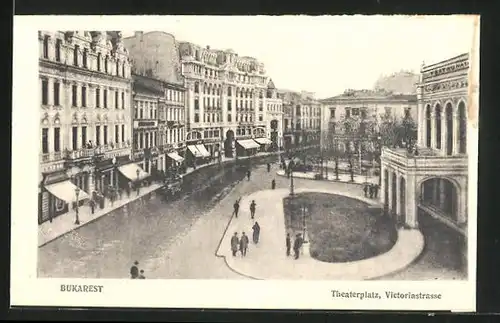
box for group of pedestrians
[233,198,257,220]
[286,232,304,260]
[363,183,380,199]
[230,222,261,257]
[129,260,146,279]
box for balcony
[381,147,468,172]
[40,151,64,163]
[65,148,96,160]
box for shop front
[186,143,210,167]
[236,139,260,157]
[254,137,273,153]
[39,170,90,224]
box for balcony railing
[40,151,64,163]
[382,147,468,170]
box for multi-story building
[178,42,270,158]
[123,32,187,171]
[320,89,418,155]
[264,79,283,150]
[38,31,133,224]
[380,53,471,273]
[279,90,300,150]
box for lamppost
[136,168,140,195]
[285,159,295,196]
[301,204,309,256]
[74,187,80,225]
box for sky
[119,15,478,99]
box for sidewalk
[38,183,163,247]
[276,170,379,185]
[217,188,424,280]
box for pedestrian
[231,232,239,257]
[250,200,256,219]
[240,232,249,257]
[127,182,131,198]
[293,233,303,260]
[118,189,123,200]
[267,163,271,172]
[286,233,291,256]
[138,270,146,279]
[247,170,251,181]
[252,221,261,244]
[374,184,379,198]
[363,184,369,197]
[130,261,139,279]
[89,198,95,214]
[271,179,276,190]
[369,184,374,198]
[233,199,240,218]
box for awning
[167,152,184,162]
[187,145,203,158]
[237,139,260,150]
[254,137,273,145]
[195,144,211,157]
[45,180,90,203]
[118,163,150,181]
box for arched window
[228,86,232,96]
[458,102,467,153]
[83,48,88,68]
[445,103,453,155]
[122,62,125,77]
[435,104,442,149]
[73,45,79,66]
[425,105,431,147]
[97,53,102,71]
[116,60,120,76]
[104,55,109,73]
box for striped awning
[237,139,260,150]
[118,163,150,181]
[195,144,211,157]
[187,145,203,157]
[254,137,273,145]
[45,180,90,203]
[167,152,184,162]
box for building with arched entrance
[380,53,472,274]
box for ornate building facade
[265,80,283,150]
[320,89,418,155]
[178,42,270,158]
[380,53,471,273]
[38,31,133,224]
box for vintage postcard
[11,15,479,311]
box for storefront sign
[43,170,69,185]
[134,120,158,128]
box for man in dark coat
[271,179,276,190]
[252,221,261,244]
[231,232,239,256]
[369,184,374,198]
[286,233,291,256]
[240,232,249,257]
[267,163,271,172]
[293,234,303,260]
[247,170,251,181]
[233,199,240,218]
[250,200,256,219]
[374,184,379,198]
[130,260,139,279]
[363,184,369,197]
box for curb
[275,171,376,187]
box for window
[228,86,232,96]
[97,53,101,71]
[361,109,367,119]
[116,60,119,76]
[228,100,232,111]
[134,132,139,149]
[73,45,79,66]
[296,105,301,115]
[227,114,232,122]
[345,107,351,118]
[404,107,411,118]
[121,125,125,143]
[139,107,143,119]
[194,113,200,122]
[194,99,199,110]
[72,126,78,150]
[81,86,87,107]
[42,128,49,153]
[72,85,77,107]
[83,49,88,68]
[121,92,125,109]
[115,125,119,143]
[105,56,109,73]
[43,36,49,59]
[384,106,391,115]
[95,88,100,108]
[352,108,360,116]
[55,39,61,62]
[195,82,199,93]
[54,127,60,152]
[41,79,48,105]
[259,115,263,121]
[81,126,87,147]
[122,64,125,77]
[103,125,108,145]
[53,82,60,106]
[93,126,100,147]
[115,91,119,109]
[139,133,144,149]
[104,89,108,108]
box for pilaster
[430,111,437,149]
[387,170,393,214]
[452,112,460,155]
[405,173,418,228]
[395,173,401,216]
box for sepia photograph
[11,15,479,311]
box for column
[47,78,53,106]
[405,174,418,228]
[418,103,424,146]
[395,173,401,217]
[76,83,81,108]
[380,164,386,205]
[387,171,393,214]
[430,111,436,149]
[452,110,460,155]
[432,179,439,206]
[47,127,53,154]
[458,184,467,224]
[440,108,447,155]
[88,167,95,193]
[439,179,446,210]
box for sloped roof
[267,79,276,89]
[132,74,164,96]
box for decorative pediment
[72,112,78,124]
[64,31,75,43]
[41,113,49,125]
[81,113,88,124]
[103,114,108,122]
[96,113,101,121]
[53,113,61,125]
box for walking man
[369,184,374,198]
[240,232,249,257]
[363,184,369,197]
[271,179,276,190]
[374,184,379,198]
[130,261,139,279]
[231,232,239,257]
[233,199,240,218]
[286,233,291,256]
[267,163,271,173]
[252,221,261,244]
[250,200,256,220]
[89,198,96,215]
[247,170,251,181]
[293,233,303,260]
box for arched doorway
[383,168,389,212]
[425,105,432,148]
[435,104,442,149]
[420,177,459,222]
[224,130,234,158]
[399,177,406,225]
[391,172,397,216]
[458,101,467,154]
[445,103,453,155]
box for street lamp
[285,158,295,196]
[74,187,80,225]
